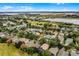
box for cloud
[57,8,78,11]
[0,6,33,12]
[1,6,13,10]
[0,5,78,12]
[56,3,65,5]
[37,8,78,11]
[0,5,53,12]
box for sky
[0,3,79,12]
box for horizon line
[0,11,79,13]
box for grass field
[0,43,28,56]
[27,20,58,26]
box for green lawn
[0,43,28,56]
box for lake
[44,18,79,25]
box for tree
[43,23,49,30]
[16,31,26,38]
[27,23,31,28]
[48,39,60,47]
[15,41,24,48]
[72,31,79,45]
[25,32,39,40]
[22,47,38,55]
[72,31,79,39]
[39,38,47,45]
[40,50,52,56]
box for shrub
[0,37,7,43]
[15,41,24,48]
